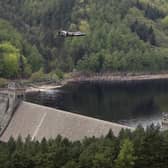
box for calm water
[26,79,168,127]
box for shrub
[0,78,7,87]
[30,69,46,82]
[56,70,64,79]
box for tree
[19,55,24,78]
[115,139,136,168]
[0,42,20,78]
[0,42,31,78]
[1,0,168,74]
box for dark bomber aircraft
[58,30,86,37]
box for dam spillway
[0,101,131,142]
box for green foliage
[0,19,23,49]
[115,139,136,168]
[0,19,42,78]
[0,42,20,78]
[131,21,156,45]
[30,69,61,82]
[2,0,168,76]
[162,15,168,27]
[0,42,32,78]
[23,44,43,72]
[56,70,64,80]
[0,78,7,87]
[0,126,167,168]
[30,69,46,82]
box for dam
[0,83,131,142]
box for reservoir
[26,79,168,127]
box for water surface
[26,79,168,127]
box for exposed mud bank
[67,73,168,84]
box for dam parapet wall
[0,83,25,136]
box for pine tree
[115,139,136,168]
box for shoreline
[26,84,62,93]
[68,73,168,83]
[23,73,168,93]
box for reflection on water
[26,79,168,127]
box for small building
[8,82,26,101]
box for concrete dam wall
[0,101,131,142]
[0,92,21,137]
[0,82,25,139]
[0,95,10,130]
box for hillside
[1,0,168,78]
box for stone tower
[0,82,25,135]
[8,82,25,109]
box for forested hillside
[1,0,168,78]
